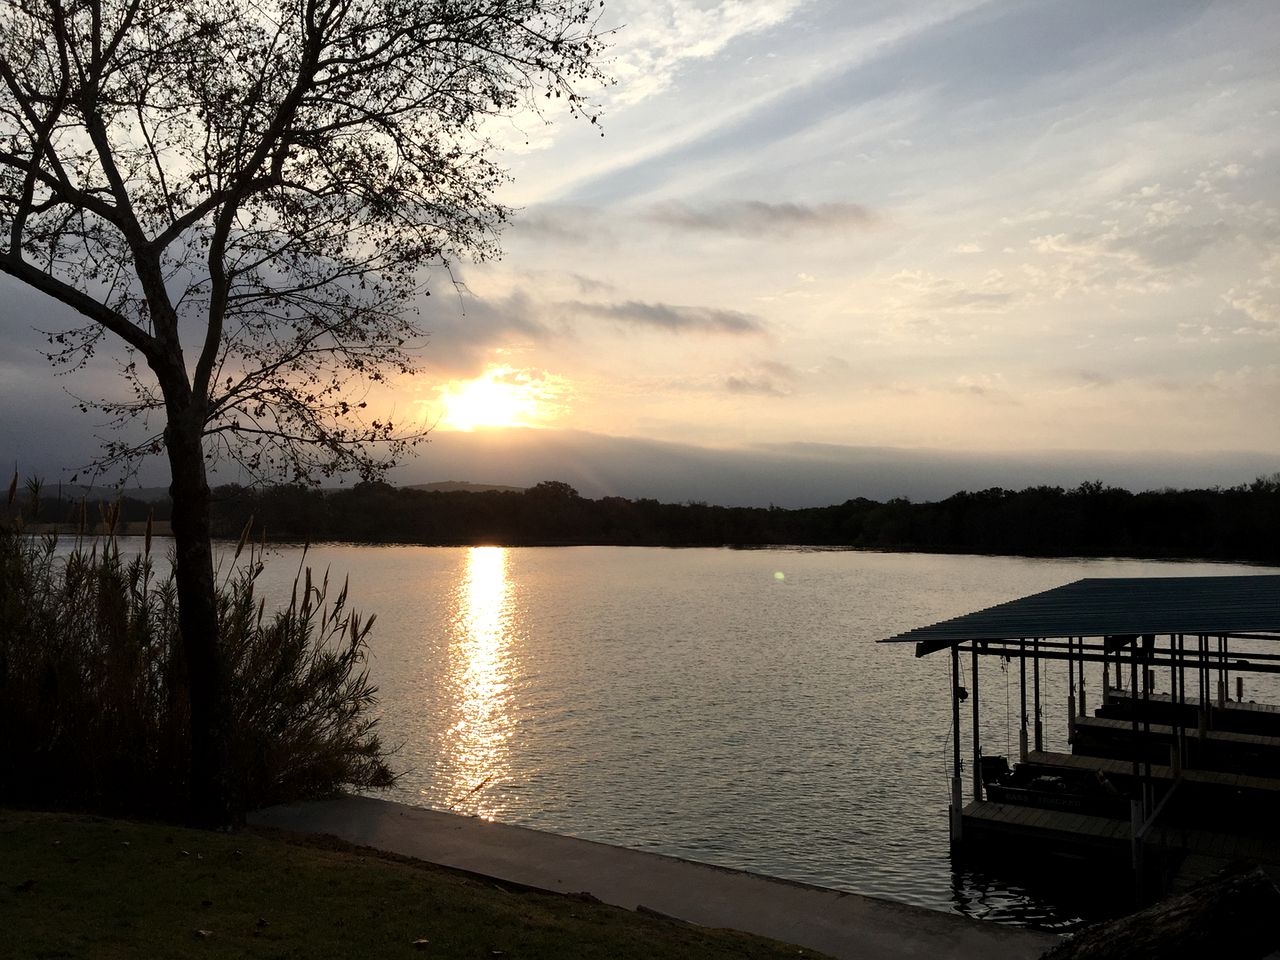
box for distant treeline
[9,476,1279,563]
[197,476,1279,563]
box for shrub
[0,492,393,819]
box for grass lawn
[0,810,823,959]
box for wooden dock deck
[961,800,1130,855]
[1103,688,1280,723]
[1026,749,1280,795]
[1074,714,1280,749]
[1072,714,1280,775]
[1025,749,1171,780]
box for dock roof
[882,575,1280,657]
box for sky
[2,0,1279,505]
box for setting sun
[434,365,568,432]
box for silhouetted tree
[0,0,606,824]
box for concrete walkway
[249,796,1058,960]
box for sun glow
[434,365,568,431]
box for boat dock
[883,574,1280,901]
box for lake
[100,540,1280,927]
[228,543,1279,927]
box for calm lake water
[102,541,1280,927]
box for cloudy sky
[3,0,1279,504]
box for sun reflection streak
[440,546,516,818]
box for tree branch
[0,251,156,355]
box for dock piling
[1019,640,1028,761]
[971,645,982,802]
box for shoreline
[24,529,1280,568]
[249,794,1059,960]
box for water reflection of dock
[884,575,1280,902]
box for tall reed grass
[0,479,394,819]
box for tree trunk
[165,414,236,827]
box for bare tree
[0,0,607,824]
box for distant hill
[404,480,527,494]
[42,480,530,500]
[42,480,526,500]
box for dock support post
[950,787,963,844]
[1222,636,1230,704]
[1130,647,1142,814]
[1079,638,1087,717]
[1218,634,1228,711]
[971,645,982,802]
[1172,640,1182,773]
[1171,635,1182,775]
[1019,639,1028,762]
[1142,635,1154,818]
[1198,634,1210,736]
[950,643,964,845]
[1033,638,1043,753]
[1067,636,1076,745]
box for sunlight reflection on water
[438,546,518,819]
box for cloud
[931,288,1015,311]
[724,359,802,397]
[648,200,876,237]
[727,358,793,396]
[726,376,784,396]
[420,290,556,375]
[1224,293,1280,338]
[1075,370,1115,388]
[1026,231,1172,297]
[566,272,616,296]
[563,0,1209,206]
[1106,221,1237,268]
[558,3,1005,206]
[507,205,610,246]
[604,0,806,105]
[756,359,800,380]
[726,376,787,397]
[421,283,767,378]
[564,299,766,335]
[1019,163,1280,301]
[872,270,1020,344]
[388,427,1280,508]
[951,373,1018,404]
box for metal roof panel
[881,575,1280,656]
